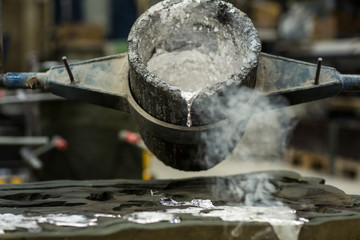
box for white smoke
[199,86,297,171]
[197,86,299,239]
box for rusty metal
[25,76,42,89]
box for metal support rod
[314,57,322,85]
[20,147,43,170]
[62,56,74,83]
[0,136,50,145]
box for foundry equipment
[1,0,359,171]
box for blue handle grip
[342,74,360,91]
[1,72,42,88]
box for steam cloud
[200,86,297,172]
[198,86,299,240]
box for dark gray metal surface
[0,171,359,240]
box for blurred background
[0,0,359,193]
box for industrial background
[0,0,360,239]
[0,0,359,192]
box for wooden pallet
[335,158,360,180]
[284,149,330,173]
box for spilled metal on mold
[0,171,359,239]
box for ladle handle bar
[0,54,131,112]
[0,72,46,88]
[1,53,359,112]
[342,74,360,91]
[256,53,360,106]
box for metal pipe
[0,136,49,145]
[20,147,43,170]
[0,72,46,89]
[342,74,360,91]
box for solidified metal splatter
[0,213,99,234]
[124,212,181,224]
[160,197,307,240]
